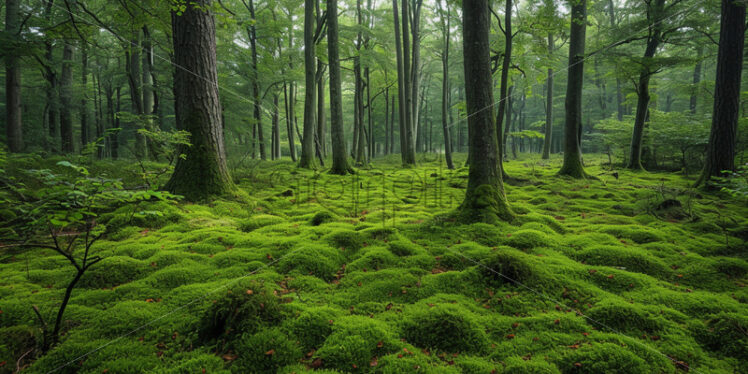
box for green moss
[323,229,365,252]
[310,211,338,226]
[480,249,553,288]
[0,325,37,369]
[690,312,748,361]
[596,224,665,244]
[552,342,648,374]
[347,247,398,272]
[276,244,342,281]
[288,307,342,350]
[506,229,556,250]
[574,246,670,276]
[239,214,286,232]
[503,356,561,374]
[388,239,426,257]
[400,303,488,353]
[315,316,399,372]
[78,256,150,288]
[198,282,287,344]
[585,300,662,333]
[232,328,302,373]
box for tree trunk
[248,0,266,160]
[390,94,396,154]
[112,84,121,159]
[393,0,407,163]
[44,0,58,148]
[410,0,423,156]
[401,0,416,165]
[165,0,234,200]
[80,45,90,148]
[327,0,352,174]
[273,92,281,159]
[542,32,554,160]
[60,41,75,154]
[627,0,664,170]
[557,0,589,178]
[300,0,317,168]
[496,0,512,162]
[458,0,512,224]
[439,0,454,169]
[696,0,745,186]
[690,45,703,114]
[317,62,326,158]
[384,86,390,155]
[5,0,23,152]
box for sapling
[1,160,179,351]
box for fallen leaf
[265,349,275,356]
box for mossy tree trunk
[165,0,234,201]
[557,0,590,179]
[696,0,745,186]
[458,0,513,224]
[327,0,353,175]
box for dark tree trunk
[557,0,590,178]
[300,0,317,168]
[44,0,58,147]
[410,0,423,154]
[317,63,326,158]
[542,32,554,160]
[627,0,664,169]
[5,0,23,152]
[401,0,416,165]
[164,0,234,200]
[286,16,297,162]
[94,65,104,159]
[393,0,407,163]
[60,42,75,154]
[126,33,147,159]
[327,0,352,174]
[697,0,745,185]
[273,92,281,159]
[458,0,512,223]
[390,94,396,154]
[247,0,266,160]
[384,86,390,155]
[496,0,512,164]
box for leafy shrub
[400,304,488,353]
[232,328,302,373]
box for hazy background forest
[1,0,747,373]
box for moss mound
[691,312,748,361]
[574,245,670,276]
[239,214,286,232]
[400,304,488,353]
[288,307,341,350]
[315,316,399,372]
[275,244,342,281]
[506,229,555,250]
[310,211,337,226]
[323,229,365,252]
[78,256,150,288]
[232,328,301,373]
[504,356,561,374]
[480,249,552,288]
[198,283,287,344]
[585,300,662,333]
[553,343,648,374]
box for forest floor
[1,154,747,374]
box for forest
[0,0,747,372]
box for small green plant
[0,160,179,351]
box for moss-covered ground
[1,154,747,373]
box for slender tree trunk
[273,92,281,159]
[327,0,352,174]
[496,0,512,162]
[627,0,664,170]
[410,0,423,156]
[384,86,390,155]
[366,67,373,160]
[286,17,297,162]
[690,45,703,114]
[94,66,104,159]
[300,0,317,168]
[5,0,23,152]
[401,0,416,165]
[317,63,327,158]
[439,0,454,169]
[80,45,90,148]
[165,0,234,200]
[696,0,745,186]
[44,0,58,147]
[557,0,590,178]
[126,33,147,159]
[393,0,408,163]
[503,85,513,159]
[459,0,512,223]
[60,42,75,154]
[248,0,266,160]
[542,33,554,159]
[390,94,396,154]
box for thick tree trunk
[627,0,664,169]
[458,0,512,223]
[327,0,352,174]
[300,0,317,168]
[557,0,589,178]
[165,0,234,200]
[697,0,745,185]
[542,33,554,160]
[5,0,23,152]
[60,42,75,154]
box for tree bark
[627,0,665,170]
[165,0,234,200]
[690,45,703,114]
[80,45,90,148]
[393,0,408,163]
[44,0,58,147]
[542,32,554,160]
[60,41,75,154]
[410,0,423,156]
[401,0,416,165]
[557,0,590,178]
[696,0,745,186]
[496,0,512,162]
[273,92,281,159]
[438,0,454,169]
[247,0,266,160]
[5,0,23,152]
[300,0,317,168]
[458,0,512,223]
[327,0,352,174]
